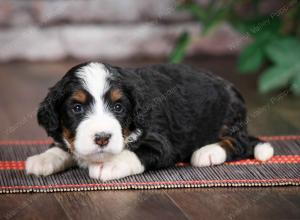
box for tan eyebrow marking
[72,90,87,103]
[110,89,123,102]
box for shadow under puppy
[26,62,274,181]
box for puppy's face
[38,63,133,161]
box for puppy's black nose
[94,132,111,148]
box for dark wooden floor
[0,56,299,220]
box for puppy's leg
[191,135,274,167]
[26,145,74,176]
[191,85,274,167]
[88,149,144,181]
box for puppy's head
[38,62,134,161]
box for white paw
[88,160,131,181]
[88,150,144,181]
[88,163,103,179]
[26,147,73,176]
[254,143,274,161]
[191,143,227,167]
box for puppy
[26,62,274,181]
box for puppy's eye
[72,104,84,114]
[113,103,124,113]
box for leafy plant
[169,0,300,96]
[169,32,191,63]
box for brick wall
[0,0,251,61]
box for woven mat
[0,136,299,193]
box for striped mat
[0,136,299,193]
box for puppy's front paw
[191,143,227,167]
[26,154,55,176]
[88,150,145,181]
[26,147,73,176]
[88,163,103,179]
[100,161,130,181]
[88,161,130,181]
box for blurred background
[0,0,299,140]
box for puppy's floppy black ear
[37,82,64,139]
[124,77,150,128]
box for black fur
[107,64,262,170]
[38,63,262,171]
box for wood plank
[55,190,189,220]
[167,187,300,220]
[0,194,70,220]
[247,109,299,136]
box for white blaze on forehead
[74,62,124,157]
[76,62,110,110]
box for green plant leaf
[169,32,191,64]
[233,16,272,34]
[259,66,296,94]
[238,42,264,73]
[266,37,300,65]
[232,16,281,41]
[291,73,300,96]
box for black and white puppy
[26,62,274,181]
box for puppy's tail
[253,142,274,161]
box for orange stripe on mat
[259,135,300,141]
[227,155,300,165]
[0,135,299,146]
[0,139,52,145]
[1,155,300,170]
[176,155,300,166]
[0,161,25,170]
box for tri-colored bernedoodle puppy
[26,63,274,181]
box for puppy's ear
[37,82,64,139]
[123,77,149,128]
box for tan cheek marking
[123,128,132,145]
[123,128,131,138]
[72,90,87,103]
[63,127,75,152]
[110,89,123,102]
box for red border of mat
[0,135,299,146]
[1,155,300,170]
